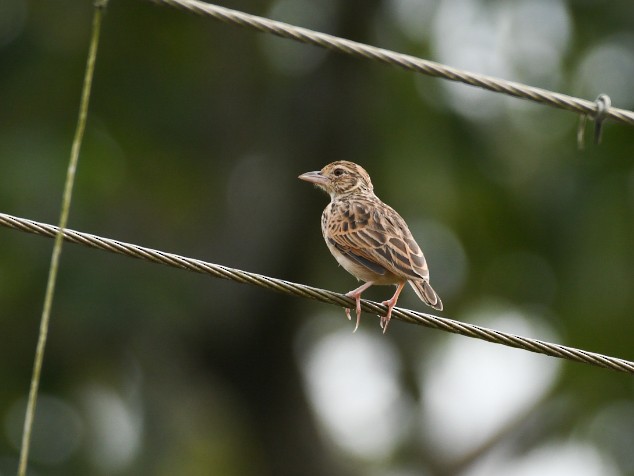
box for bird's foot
[379,282,406,334]
[379,300,396,334]
[342,282,374,332]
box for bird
[299,160,442,333]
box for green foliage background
[1,0,633,475]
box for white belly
[325,239,401,285]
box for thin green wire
[17,1,108,474]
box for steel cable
[1,211,632,374]
[148,0,634,127]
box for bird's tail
[409,280,443,311]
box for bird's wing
[326,198,429,281]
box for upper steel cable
[149,0,634,127]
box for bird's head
[298,161,374,199]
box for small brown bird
[299,160,442,333]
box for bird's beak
[298,170,328,186]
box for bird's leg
[380,282,406,334]
[345,281,374,332]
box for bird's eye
[333,168,345,176]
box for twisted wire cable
[1,211,632,374]
[148,0,634,127]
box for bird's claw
[353,311,361,333]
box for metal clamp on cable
[577,93,612,149]
[593,93,611,145]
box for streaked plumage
[299,160,442,333]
